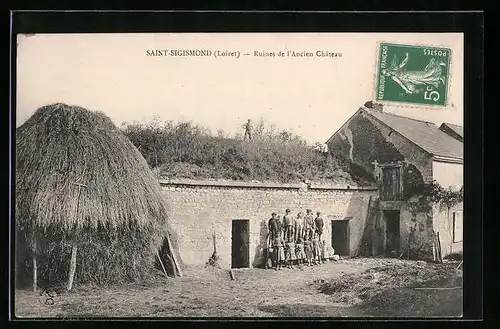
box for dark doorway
[384,210,401,256]
[231,220,250,269]
[331,219,350,256]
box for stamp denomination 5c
[376,43,451,106]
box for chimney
[373,102,384,113]
[364,101,374,108]
[364,101,383,112]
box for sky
[16,33,463,145]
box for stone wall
[327,109,434,183]
[161,179,378,269]
[374,197,433,259]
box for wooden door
[381,166,402,201]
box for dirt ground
[14,258,462,318]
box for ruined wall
[400,196,435,258]
[327,110,434,183]
[161,179,378,269]
[374,197,433,259]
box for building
[159,103,463,269]
[161,179,378,269]
[326,103,463,258]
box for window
[453,211,463,243]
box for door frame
[382,210,401,255]
[231,219,250,269]
[331,218,351,256]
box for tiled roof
[365,109,463,160]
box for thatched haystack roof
[16,103,169,233]
[15,103,181,285]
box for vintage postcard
[13,31,464,319]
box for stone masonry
[161,179,378,269]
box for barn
[325,102,463,259]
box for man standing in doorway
[243,119,253,141]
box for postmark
[37,289,58,307]
[375,43,451,106]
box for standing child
[321,240,329,263]
[303,236,313,266]
[324,241,336,261]
[264,233,273,269]
[311,232,321,265]
[285,238,296,269]
[295,238,305,267]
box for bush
[121,118,354,184]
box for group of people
[266,208,336,270]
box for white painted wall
[432,161,463,190]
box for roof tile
[365,109,463,160]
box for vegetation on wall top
[121,117,357,184]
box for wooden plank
[156,250,169,278]
[399,166,404,199]
[392,168,398,200]
[165,233,182,277]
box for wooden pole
[165,233,182,277]
[66,242,78,291]
[213,233,217,254]
[437,232,443,263]
[432,231,437,262]
[32,230,37,293]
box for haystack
[15,103,182,291]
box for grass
[319,260,463,317]
[120,118,360,184]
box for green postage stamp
[376,43,451,106]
